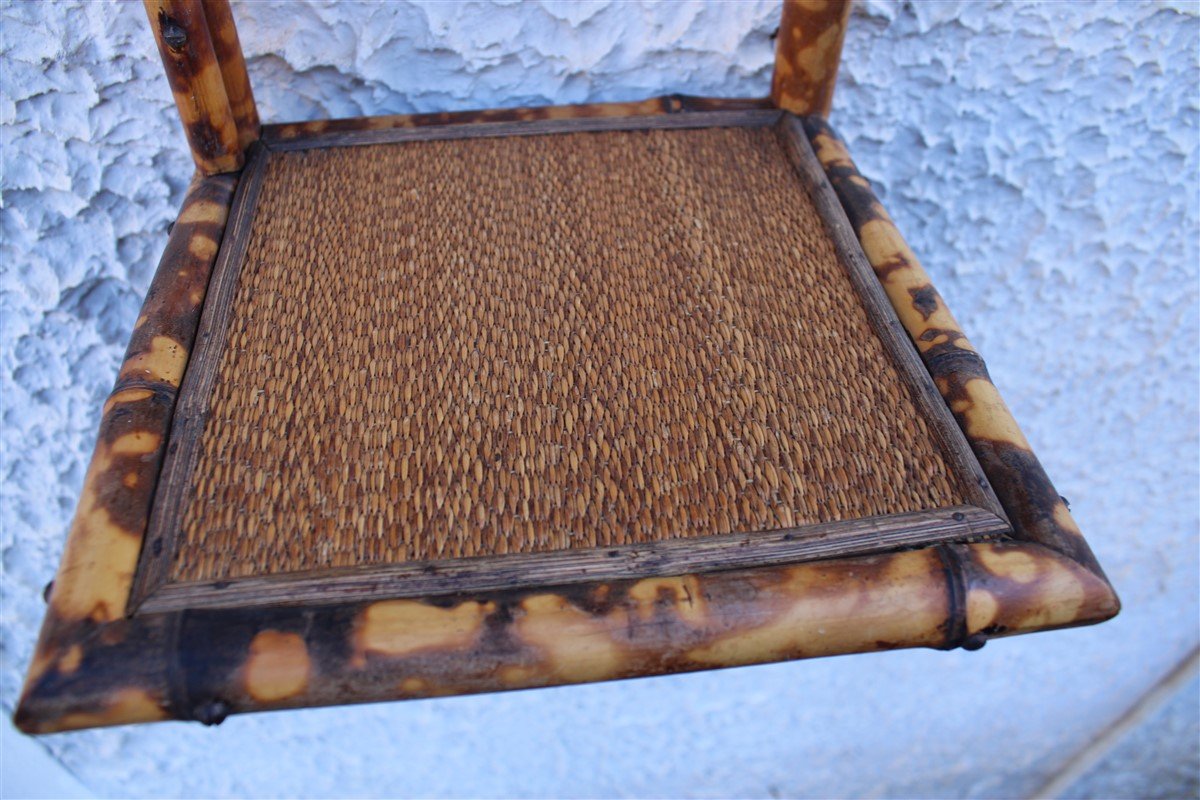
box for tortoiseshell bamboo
[144,0,242,174]
[14,539,1117,734]
[16,174,237,729]
[770,0,852,117]
[800,115,1111,581]
[15,0,1120,729]
[200,0,259,151]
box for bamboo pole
[201,0,260,151]
[770,0,853,117]
[144,0,243,174]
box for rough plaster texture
[1060,668,1199,800]
[1,0,1197,797]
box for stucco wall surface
[1,1,1197,797]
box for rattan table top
[163,125,977,583]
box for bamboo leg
[202,0,260,151]
[144,0,243,174]
[770,0,853,117]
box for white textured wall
[2,1,1197,797]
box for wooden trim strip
[14,539,1119,734]
[138,505,1009,614]
[776,115,1007,523]
[130,143,272,610]
[262,94,774,143]
[800,115,1115,586]
[265,108,783,152]
[144,0,242,174]
[770,0,852,117]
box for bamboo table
[15,0,1118,734]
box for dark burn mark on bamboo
[14,613,174,733]
[921,339,989,383]
[871,256,909,282]
[187,120,229,164]
[924,353,1098,568]
[91,411,172,540]
[919,327,972,350]
[177,604,309,717]
[970,437,1098,569]
[909,285,940,321]
[556,580,626,617]
[798,117,886,225]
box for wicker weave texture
[171,126,971,581]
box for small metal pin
[193,699,230,726]
[962,633,988,651]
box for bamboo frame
[799,116,1108,577]
[16,538,1115,734]
[15,4,1119,734]
[14,105,1117,734]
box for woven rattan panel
[170,126,972,582]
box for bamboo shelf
[16,0,1118,734]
